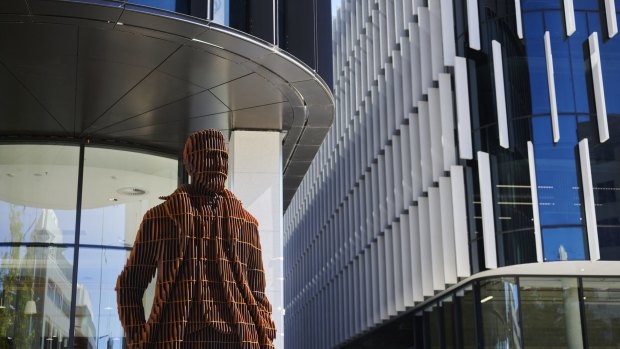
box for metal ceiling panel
[158,45,252,89]
[29,0,122,22]
[231,103,291,130]
[210,73,287,110]
[96,90,229,134]
[0,65,67,134]
[86,71,205,132]
[0,0,29,15]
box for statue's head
[183,129,228,192]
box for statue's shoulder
[151,185,193,216]
[222,189,259,226]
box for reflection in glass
[442,296,456,349]
[212,0,230,26]
[427,306,441,349]
[75,248,152,349]
[0,145,79,244]
[582,278,620,348]
[81,147,177,247]
[0,246,73,348]
[479,278,521,349]
[460,285,476,349]
[520,277,583,348]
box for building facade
[284,0,620,347]
[0,0,334,348]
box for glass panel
[520,277,583,348]
[427,305,441,349]
[479,277,521,349]
[582,278,620,348]
[0,246,73,348]
[460,285,477,349]
[590,117,620,260]
[212,0,230,26]
[75,247,153,349]
[81,148,177,247]
[442,296,456,349]
[127,0,176,11]
[0,144,79,244]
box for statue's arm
[116,210,159,347]
[246,223,277,345]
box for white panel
[439,73,456,170]
[409,113,423,198]
[377,235,388,320]
[439,177,458,284]
[418,197,434,296]
[527,141,543,263]
[515,0,523,39]
[428,187,445,291]
[605,0,618,38]
[450,166,471,278]
[589,32,610,143]
[492,40,509,149]
[409,23,423,105]
[418,102,433,189]
[400,213,414,307]
[408,206,424,302]
[454,57,473,159]
[477,151,497,269]
[429,0,443,81]
[418,7,432,94]
[564,0,576,36]
[384,227,396,317]
[429,88,444,181]
[544,31,560,143]
[392,221,405,312]
[467,0,481,50]
[440,0,456,66]
[578,139,601,261]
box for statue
[116,129,276,348]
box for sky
[331,0,341,18]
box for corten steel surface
[116,129,276,348]
[0,0,334,208]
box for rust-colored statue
[116,129,276,348]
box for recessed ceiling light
[6,173,14,178]
[116,187,148,196]
[108,197,118,202]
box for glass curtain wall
[460,0,620,268]
[0,144,178,348]
[407,276,619,349]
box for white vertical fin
[544,31,560,143]
[439,73,456,170]
[515,0,523,39]
[467,0,481,50]
[563,0,576,36]
[478,151,497,269]
[450,165,471,277]
[439,177,458,284]
[454,57,473,159]
[578,139,601,261]
[605,0,618,38]
[527,141,543,263]
[440,0,456,66]
[492,40,509,149]
[589,32,610,143]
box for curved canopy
[0,0,334,207]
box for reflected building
[284,0,620,348]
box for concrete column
[229,130,283,348]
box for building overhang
[0,0,334,208]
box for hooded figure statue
[116,129,276,348]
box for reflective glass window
[212,0,230,25]
[74,247,154,348]
[479,278,521,348]
[520,277,584,348]
[81,147,178,247]
[128,0,176,12]
[0,246,73,348]
[459,285,477,349]
[582,277,620,348]
[0,145,79,244]
[442,296,456,349]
